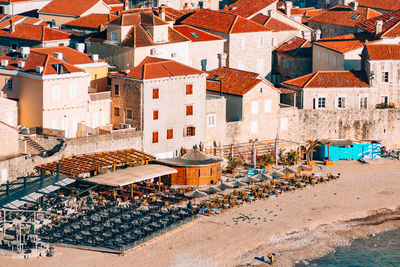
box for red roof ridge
[228,15,238,33]
[303,72,318,87]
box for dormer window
[52,64,67,74]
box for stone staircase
[24,136,46,155]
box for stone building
[0,97,18,162]
[180,9,273,79]
[87,10,191,71]
[274,36,312,85]
[109,57,207,158]
[308,4,381,38]
[206,67,280,144]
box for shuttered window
[153,110,159,120]
[186,105,193,116]
[152,88,159,99]
[186,84,193,95]
[186,126,195,137]
[152,132,158,143]
[167,129,173,139]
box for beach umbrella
[216,182,234,190]
[185,189,207,198]
[281,167,296,174]
[254,173,273,181]
[270,170,284,178]
[201,186,221,194]
[229,180,247,188]
[240,176,260,183]
[295,164,312,171]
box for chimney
[218,53,227,68]
[268,10,276,17]
[18,61,25,69]
[91,54,99,62]
[1,59,9,67]
[375,20,383,35]
[159,5,166,21]
[75,43,85,53]
[9,18,15,33]
[36,66,43,74]
[21,47,30,59]
[350,1,358,12]
[54,52,63,60]
[314,29,321,41]
[302,30,311,40]
[123,0,129,10]
[285,1,293,17]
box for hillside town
[0,0,399,266]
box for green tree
[227,157,242,172]
[306,139,320,162]
[260,153,274,166]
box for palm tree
[260,153,274,167]
[227,157,242,173]
[325,140,332,162]
[306,139,320,162]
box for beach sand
[1,159,400,267]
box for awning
[85,164,177,187]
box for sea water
[296,228,400,267]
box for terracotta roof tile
[39,0,109,17]
[31,46,104,64]
[0,24,70,42]
[222,0,277,18]
[308,5,381,28]
[358,0,400,12]
[276,37,311,57]
[364,44,400,60]
[111,57,203,80]
[180,9,271,34]
[282,71,370,88]
[356,10,400,37]
[206,67,262,96]
[63,13,117,29]
[250,14,297,31]
[121,26,189,47]
[173,25,224,42]
[108,13,141,26]
[313,33,376,54]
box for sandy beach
[1,159,400,267]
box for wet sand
[1,159,400,267]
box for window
[114,107,120,117]
[333,55,337,67]
[207,114,216,127]
[6,79,12,91]
[167,129,173,139]
[251,101,259,115]
[351,13,361,20]
[186,126,195,137]
[337,96,346,108]
[52,85,61,101]
[284,59,290,69]
[200,59,207,71]
[318,97,326,108]
[1,169,8,182]
[325,53,329,64]
[280,117,288,131]
[186,84,193,95]
[11,43,17,50]
[382,72,389,83]
[69,83,78,99]
[381,96,389,104]
[153,110,158,120]
[111,32,117,42]
[317,50,321,61]
[152,88,159,99]
[127,109,133,119]
[114,84,120,96]
[152,131,158,143]
[250,120,258,134]
[264,99,272,113]
[359,95,368,109]
[186,105,193,115]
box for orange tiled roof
[39,0,109,17]
[173,25,224,42]
[0,24,70,42]
[206,67,262,96]
[250,14,297,31]
[121,26,189,47]
[108,12,141,26]
[0,51,84,75]
[63,13,117,29]
[222,0,277,18]
[111,57,203,80]
[308,5,381,28]
[313,33,376,54]
[276,37,311,57]
[31,46,105,65]
[357,0,400,12]
[356,10,400,37]
[180,9,272,34]
[282,71,370,88]
[364,44,400,60]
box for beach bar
[154,149,222,185]
[315,139,381,161]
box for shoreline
[1,159,400,267]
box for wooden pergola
[35,148,155,177]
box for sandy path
[1,159,400,267]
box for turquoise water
[296,228,400,267]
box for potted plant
[260,153,274,171]
[306,139,320,166]
[227,156,242,174]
